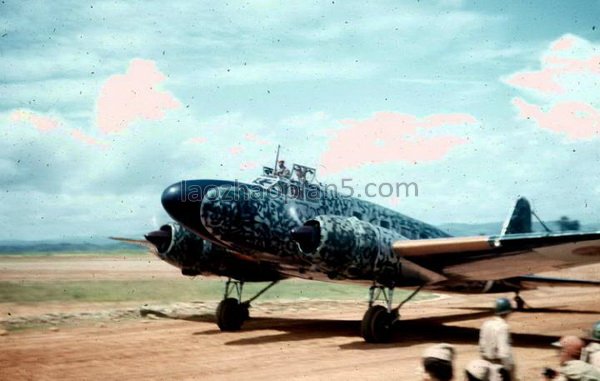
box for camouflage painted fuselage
[161,177,450,286]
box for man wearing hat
[421,343,455,381]
[465,359,508,381]
[543,335,600,380]
[581,321,600,370]
[478,298,515,379]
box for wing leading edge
[392,231,600,281]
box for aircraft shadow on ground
[449,306,600,315]
[139,307,566,349]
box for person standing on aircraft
[479,298,515,380]
[582,321,600,370]
[542,335,600,380]
[294,166,307,183]
[421,343,455,381]
[275,160,291,178]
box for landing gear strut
[514,292,527,311]
[360,283,424,343]
[216,279,278,332]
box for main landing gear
[361,283,424,343]
[216,279,278,331]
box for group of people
[274,160,308,182]
[420,298,600,381]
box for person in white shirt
[581,321,600,370]
[478,298,515,380]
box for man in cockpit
[275,160,291,178]
[295,166,307,183]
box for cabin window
[380,220,390,229]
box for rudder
[501,197,532,235]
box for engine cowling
[145,223,283,281]
[145,223,225,275]
[291,216,405,284]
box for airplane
[115,161,600,343]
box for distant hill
[2,219,599,254]
[0,236,146,254]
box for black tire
[216,298,245,331]
[240,303,250,321]
[361,305,394,343]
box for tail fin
[501,197,532,235]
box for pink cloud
[188,137,208,144]
[319,112,474,174]
[70,129,109,148]
[230,146,243,155]
[505,69,564,94]
[551,35,576,51]
[506,35,600,94]
[240,161,257,170]
[10,110,60,132]
[512,97,600,140]
[96,59,181,134]
[9,109,109,148]
[543,55,600,74]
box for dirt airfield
[0,255,599,380]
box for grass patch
[0,250,147,258]
[0,279,433,304]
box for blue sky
[0,0,599,240]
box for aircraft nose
[161,179,237,237]
[161,181,202,228]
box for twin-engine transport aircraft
[115,163,600,343]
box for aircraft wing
[392,231,600,281]
[110,236,158,255]
[511,275,600,288]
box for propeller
[144,228,171,254]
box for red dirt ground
[0,257,598,380]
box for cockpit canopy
[262,164,316,182]
[253,163,321,203]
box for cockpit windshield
[252,163,321,203]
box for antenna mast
[273,144,281,176]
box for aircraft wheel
[361,305,394,343]
[216,298,246,331]
[240,303,250,321]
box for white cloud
[504,34,600,140]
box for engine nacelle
[291,216,405,284]
[145,223,282,281]
[145,223,226,275]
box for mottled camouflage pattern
[157,223,282,281]
[299,215,404,285]
[199,180,449,285]
[156,223,205,270]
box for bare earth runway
[0,256,599,380]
